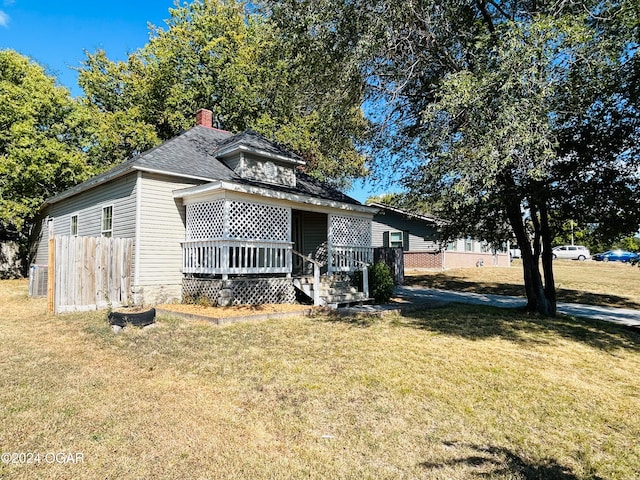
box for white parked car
[552,245,591,261]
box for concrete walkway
[393,285,640,329]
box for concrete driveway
[395,285,640,329]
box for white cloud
[0,10,8,27]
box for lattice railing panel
[330,215,371,246]
[186,200,225,240]
[228,201,289,241]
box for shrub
[351,262,395,303]
[369,262,395,303]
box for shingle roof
[213,129,304,163]
[44,126,363,207]
[368,202,442,224]
[134,126,236,180]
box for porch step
[326,294,374,309]
[293,274,370,309]
[292,276,315,303]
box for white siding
[34,174,137,265]
[446,238,490,253]
[136,172,200,302]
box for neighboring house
[370,202,509,269]
[34,109,377,307]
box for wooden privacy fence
[48,235,133,314]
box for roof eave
[369,202,441,224]
[174,181,377,215]
[215,144,306,166]
[42,164,134,207]
[41,165,219,208]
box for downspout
[134,171,142,303]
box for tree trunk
[504,195,556,316]
[539,203,557,316]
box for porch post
[327,214,333,274]
[313,261,320,306]
[362,263,369,299]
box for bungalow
[370,202,509,269]
[34,109,377,308]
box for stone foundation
[183,277,296,306]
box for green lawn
[1,279,639,479]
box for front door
[292,211,304,274]
[291,210,328,275]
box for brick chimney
[195,108,213,128]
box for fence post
[47,236,55,313]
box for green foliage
[267,0,640,315]
[616,237,640,253]
[78,0,368,185]
[358,262,394,304]
[352,262,395,303]
[0,50,94,235]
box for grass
[1,278,640,479]
[406,260,640,309]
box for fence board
[49,236,133,314]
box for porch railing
[182,239,292,276]
[328,245,374,273]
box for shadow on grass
[405,274,640,310]
[310,308,380,327]
[420,442,603,480]
[394,303,640,352]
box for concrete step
[326,297,375,309]
[320,286,358,295]
[323,292,368,303]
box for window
[101,206,113,237]
[447,241,457,251]
[389,231,403,248]
[70,214,78,236]
[465,238,473,252]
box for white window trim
[101,205,114,237]
[70,213,79,236]
[465,238,473,252]
[389,230,403,248]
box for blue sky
[0,0,396,202]
[0,0,171,96]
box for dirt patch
[158,302,314,319]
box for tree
[265,0,640,315]
[78,0,368,185]
[0,50,93,263]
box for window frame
[101,205,113,238]
[389,230,404,248]
[465,238,473,252]
[70,213,79,236]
